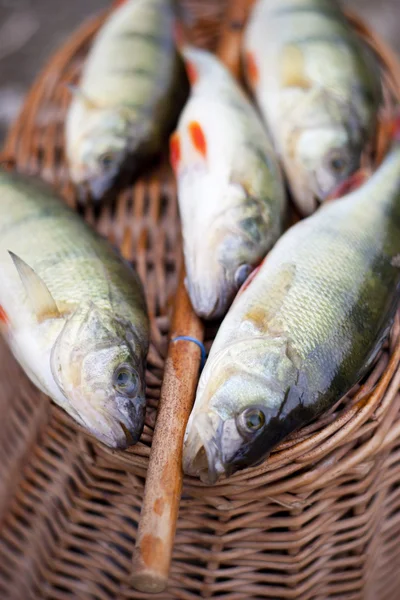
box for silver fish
[183,142,400,483]
[66,0,189,200]
[172,46,285,319]
[0,170,149,448]
[244,0,381,214]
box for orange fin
[169,132,181,173]
[188,121,207,158]
[0,306,9,325]
[113,0,127,9]
[245,51,259,88]
[375,111,400,165]
[327,169,370,201]
[390,113,400,142]
[280,45,310,90]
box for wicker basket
[1,1,400,598]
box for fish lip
[185,279,231,320]
[115,418,143,448]
[183,412,226,484]
[68,391,145,449]
[88,172,118,202]
[73,167,119,203]
[90,412,144,450]
[111,397,146,449]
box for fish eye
[327,153,347,174]
[235,264,252,288]
[113,364,138,396]
[99,152,115,170]
[237,407,266,436]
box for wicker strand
[1,2,400,599]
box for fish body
[183,143,400,483]
[66,0,189,200]
[244,0,381,214]
[0,170,149,448]
[172,47,285,319]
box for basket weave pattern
[1,1,400,598]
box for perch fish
[172,46,285,319]
[244,0,381,214]
[0,170,149,448]
[183,141,400,483]
[66,0,189,200]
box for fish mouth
[72,169,119,203]
[183,412,227,484]
[83,411,143,449]
[87,171,118,202]
[68,392,145,449]
[185,278,231,320]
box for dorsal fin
[9,251,60,322]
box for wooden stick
[131,0,252,593]
[131,269,204,593]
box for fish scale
[173,46,285,319]
[81,0,173,106]
[183,142,400,484]
[66,0,189,200]
[0,183,140,315]
[244,0,381,215]
[0,169,149,449]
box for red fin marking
[188,121,207,158]
[185,60,198,85]
[169,132,181,173]
[328,169,370,201]
[390,113,400,142]
[113,0,127,9]
[392,117,400,142]
[0,306,9,325]
[246,51,259,87]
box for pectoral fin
[9,251,60,322]
[242,263,297,333]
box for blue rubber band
[172,336,207,369]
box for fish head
[51,303,147,448]
[287,125,362,214]
[184,250,253,321]
[183,180,272,319]
[183,337,304,484]
[68,108,133,201]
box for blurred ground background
[0,0,399,143]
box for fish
[172,46,286,319]
[183,140,400,484]
[243,0,382,215]
[65,0,189,201]
[0,169,150,448]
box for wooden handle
[131,0,252,593]
[131,269,204,593]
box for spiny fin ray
[9,251,61,323]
